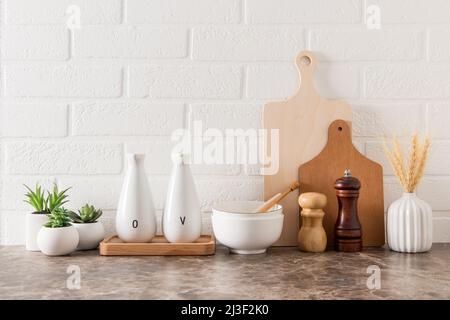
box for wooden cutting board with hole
[263,51,352,246]
[299,120,385,247]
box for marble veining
[0,244,449,300]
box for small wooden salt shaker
[334,169,362,252]
[298,192,327,253]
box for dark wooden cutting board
[298,120,385,247]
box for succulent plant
[68,204,103,223]
[45,207,72,228]
[23,183,71,214]
[46,183,71,213]
[24,184,47,213]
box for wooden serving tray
[99,235,215,256]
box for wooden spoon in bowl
[252,181,300,213]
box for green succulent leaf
[24,183,72,214]
[67,210,83,223]
[23,184,47,212]
[46,183,71,212]
[70,204,103,223]
[45,207,71,228]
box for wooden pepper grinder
[298,192,327,253]
[334,169,362,252]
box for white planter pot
[116,153,156,242]
[25,213,49,251]
[387,193,433,253]
[37,226,79,256]
[163,153,201,243]
[73,222,105,250]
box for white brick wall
[126,0,241,24]
[73,27,188,58]
[5,0,122,25]
[72,102,185,136]
[4,65,123,97]
[246,64,360,99]
[127,65,242,98]
[192,27,305,61]
[1,0,450,244]
[1,103,68,137]
[1,27,69,60]
[5,142,123,175]
[309,27,423,61]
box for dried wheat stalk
[410,137,430,191]
[406,134,418,192]
[383,134,430,193]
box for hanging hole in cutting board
[338,126,343,131]
[300,56,311,66]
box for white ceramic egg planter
[37,225,79,256]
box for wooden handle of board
[253,181,300,213]
[294,51,318,94]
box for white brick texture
[72,102,185,136]
[366,0,450,24]
[196,178,263,212]
[128,65,242,98]
[245,0,361,24]
[1,27,69,60]
[418,178,450,211]
[126,141,242,176]
[192,27,305,61]
[310,28,422,61]
[5,142,123,175]
[365,64,450,99]
[352,104,425,138]
[1,103,68,137]
[58,178,122,210]
[3,65,123,97]
[428,28,450,62]
[1,178,56,211]
[1,0,450,244]
[246,64,359,99]
[5,0,122,25]
[73,27,188,58]
[125,140,176,175]
[126,0,241,24]
[427,104,450,139]
[188,103,262,130]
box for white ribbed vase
[387,193,432,253]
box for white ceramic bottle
[163,153,201,243]
[387,193,433,253]
[116,153,156,243]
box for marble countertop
[1,244,449,300]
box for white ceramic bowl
[212,201,284,254]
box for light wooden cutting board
[263,51,352,246]
[299,120,385,247]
